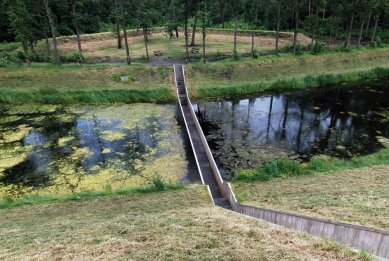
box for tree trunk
[220,0,225,28]
[202,26,206,63]
[175,27,179,37]
[23,43,31,67]
[346,13,354,48]
[275,0,281,55]
[191,12,198,46]
[357,20,365,48]
[233,0,238,52]
[184,19,189,60]
[371,15,379,44]
[44,0,61,65]
[43,30,51,57]
[70,0,82,54]
[293,2,299,55]
[310,2,318,52]
[143,28,149,60]
[123,27,131,64]
[252,0,260,55]
[365,10,372,37]
[118,0,131,64]
[116,22,122,49]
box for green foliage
[371,36,383,48]
[251,48,259,59]
[335,45,351,53]
[149,175,166,191]
[295,43,303,56]
[234,158,304,182]
[234,148,389,183]
[0,42,20,52]
[61,52,86,63]
[232,49,240,61]
[0,51,21,67]
[311,41,327,55]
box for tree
[231,0,238,52]
[116,0,131,65]
[44,0,61,65]
[69,0,82,55]
[275,0,282,55]
[250,0,260,56]
[199,2,210,63]
[137,0,159,60]
[292,0,301,54]
[6,0,35,66]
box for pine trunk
[184,20,189,60]
[44,0,61,65]
[275,0,281,55]
[191,13,198,46]
[346,13,354,48]
[71,0,82,54]
[202,27,206,64]
[365,10,372,37]
[357,20,365,48]
[143,28,149,60]
[44,30,51,57]
[293,3,299,55]
[371,16,379,43]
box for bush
[150,175,166,191]
[234,158,304,182]
[232,49,240,61]
[251,48,259,59]
[216,50,224,58]
[371,36,383,48]
[311,41,327,55]
[0,51,21,67]
[61,52,86,63]
[295,43,304,56]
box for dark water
[0,104,197,198]
[193,82,389,178]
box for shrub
[232,49,240,61]
[251,48,259,59]
[371,36,383,48]
[150,175,166,191]
[216,50,224,58]
[0,51,21,67]
[61,52,86,63]
[335,44,350,53]
[311,41,327,55]
[295,43,304,56]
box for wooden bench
[191,47,200,54]
[154,50,163,56]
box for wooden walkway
[174,65,229,208]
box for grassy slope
[0,64,175,103]
[185,47,389,97]
[233,165,389,230]
[0,186,370,261]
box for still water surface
[194,81,389,178]
[0,104,196,199]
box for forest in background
[1,0,389,65]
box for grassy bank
[0,182,183,210]
[233,165,389,230]
[0,185,371,260]
[186,47,389,98]
[0,64,175,104]
[234,148,389,182]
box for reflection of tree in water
[195,83,389,177]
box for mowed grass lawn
[233,165,389,230]
[0,64,175,103]
[0,186,370,260]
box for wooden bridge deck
[174,65,229,208]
